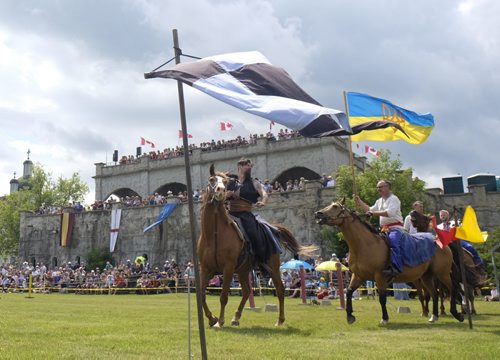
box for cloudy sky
[1,0,498,202]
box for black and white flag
[145,51,403,137]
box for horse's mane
[348,209,379,234]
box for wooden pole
[335,262,345,310]
[342,91,357,197]
[299,266,307,304]
[453,208,473,329]
[172,29,208,359]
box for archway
[107,188,140,200]
[155,182,187,196]
[273,167,321,187]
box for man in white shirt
[404,201,424,234]
[354,180,404,276]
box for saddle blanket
[397,230,437,267]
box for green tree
[319,227,349,260]
[334,150,426,220]
[85,247,114,271]
[0,165,89,256]
[475,226,500,281]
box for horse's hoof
[274,319,285,327]
[421,312,429,317]
[428,314,438,323]
[208,318,218,327]
[231,320,240,326]
[379,319,388,326]
[440,311,447,316]
[452,312,464,322]
[347,315,356,325]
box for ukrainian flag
[347,92,435,144]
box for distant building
[9,149,33,194]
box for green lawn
[0,292,498,359]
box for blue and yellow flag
[347,92,435,144]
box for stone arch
[154,182,187,196]
[107,188,140,200]
[273,167,321,187]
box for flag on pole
[144,203,178,233]
[145,51,404,138]
[178,130,193,138]
[220,122,233,131]
[140,137,156,148]
[433,206,487,248]
[455,206,488,243]
[110,209,122,252]
[364,145,380,157]
[347,92,434,144]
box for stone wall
[19,181,336,267]
[18,182,499,268]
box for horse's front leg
[231,271,251,326]
[346,274,363,325]
[214,267,234,328]
[200,268,218,327]
[268,257,286,326]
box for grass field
[0,292,498,359]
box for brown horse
[410,210,488,316]
[198,164,314,328]
[315,200,464,325]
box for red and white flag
[269,120,276,131]
[220,122,233,131]
[365,145,380,157]
[140,137,155,148]
[178,130,193,139]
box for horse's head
[315,199,350,226]
[410,210,432,232]
[206,164,228,203]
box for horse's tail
[273,224,318,257]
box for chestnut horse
[411,210,488,316]
[315,200,464,325]
[198,164,314,328]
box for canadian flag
[220,122,233,131]
[140,137,155,148]
[178,130,193,139]
[365,145,380,157]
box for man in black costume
[226,158,279,265]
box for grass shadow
[220,325,311,337]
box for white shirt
[370,193,403,226]
[404,214,417,234]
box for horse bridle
[328,203,353,226]
[206,175,225,205]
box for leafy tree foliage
[475,226,500,282]
[0,165,89,256]
[85,247,114,271]
[335,150,426,219]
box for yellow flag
[455,206,487,243]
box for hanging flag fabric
[455,206,487,243]
[220,122,233,131]
[110,209,122,252]
[347,92,434,144]
[59,212,75,247]
[140,137,156,148]
[144,203,178,233]
[364,145,380,157]
[178,130,193,139]
[145,51,404,138]
[432,215,456,248]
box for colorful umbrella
[315,260,349,272]
[280,259,313,270]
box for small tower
[23,149,33,180]
[10,172,19,194]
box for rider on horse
[354,180,404,277]
[226,158,282,267]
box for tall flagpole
[343,91,358,197]
[172,29,208,359]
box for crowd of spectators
[115,129,301,166]
[0,258,197,295]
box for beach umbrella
[315,260,349,272]
[280,259,313,270]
